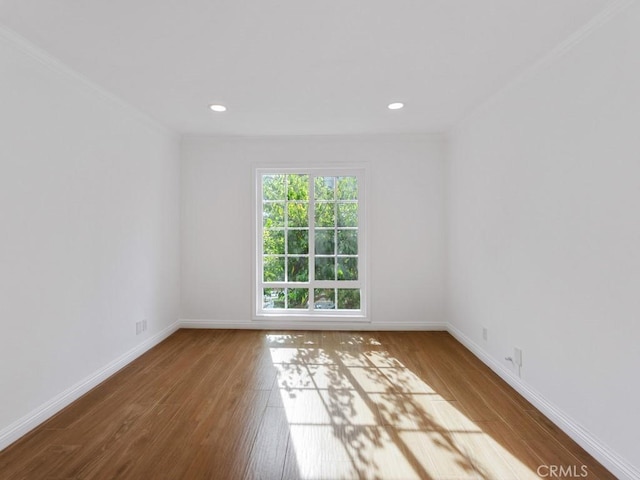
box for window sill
[254,313,370,322]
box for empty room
[1,1,638,479]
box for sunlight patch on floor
[269,339,538,480]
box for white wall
[447,3,640,477]
[181,134,446,329]
[0,30,181,446]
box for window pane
[337,257,358,280]
[287,229,309,254]
[288,203,308,228]
[263,175,285,201]
[263,202,284,228]
[287,256,309,282]
[337,176,358,200]
[263,229,285,255]
[287,174,309,200]
[315,229,335,255]
[287,288,309,309]
[315,203,335,227]
[315,257,335,281]
[337,289,360,309]
[263,288,285,309]
[337,230,357,255]
[263,256,285,282]
[315,176,335,201]
[337,203,358,227]
[314,289,336,310]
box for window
[255,168,366,318]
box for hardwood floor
[0,330,614,479]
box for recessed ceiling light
[388,102,404,110]
[209,104,227,112]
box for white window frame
[253,166,368,320]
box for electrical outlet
[514,347,523,367]
[482,327,488,341]
[135,321,145,335]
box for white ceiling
[0,0,611,136]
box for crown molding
[453,0,637,132]
[0,24,178,140]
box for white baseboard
[179,318,448,331]
[0,320,180,452]
[447,323,640,480]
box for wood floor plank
[523,409,616,480]
[474,420,548,480]
[180,388,270,480]
[0,428,66,480]
[0,330,615,480]
[244,407,291,480]
[76,402,184,480]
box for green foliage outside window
[263,175,285,201]
[337,176,358,200]
[338,289,360,309]
[263,256,284,282]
